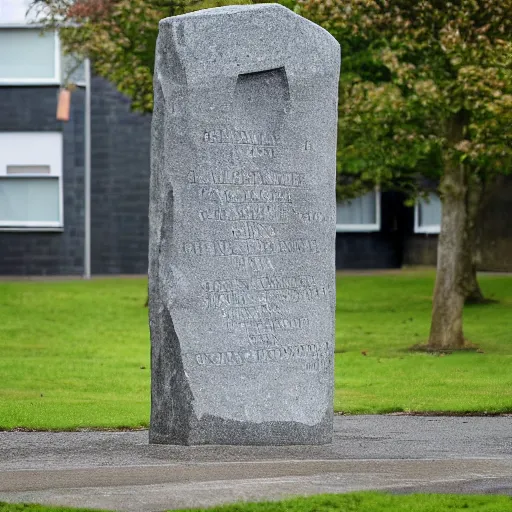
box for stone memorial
[149,4,340,445]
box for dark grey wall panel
[0,78,152,276]
[335,232,401,269]
[0,86,85,276]
[90,77,151,275]
[0,87,62,132]
[476,176,512,271]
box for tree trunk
[464,264,485,303]
[461,174,485,303]
[428,114,468,350]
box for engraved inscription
[192,341,328,367]
[199,187,293,204]
[222,304,284,321]
[199,204,291,223]
[203,129,278,158]
[232,256,275,272]
[231,222,276,240]
[305,357,330,372]
[238,145,276,158]
[188,169,305,187]
[200,273,331,348]
[202,275,318,292]
[226,316,309,334]
[295,210,329,223]
[205,287,329,309]
[174,80,330,371]
[204,129,278,147]
[249,334,279,346]
[183,239,320,256]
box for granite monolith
[149,4,340,445]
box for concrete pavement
[0,416,511,511]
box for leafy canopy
[34,0,251,112]
[35,0,512,198]
[298,0,512,199]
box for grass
[0,272,511,429]
[334,272,512,414]
[0,279,150,430]
[1,493,512,511]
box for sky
[0,0,42,24]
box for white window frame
[414,193,441,234]
[336,188,381,232]
[0,132,64,231]
[0,25,61,85]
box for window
[336,189,381,232]
[0,28,60,84]
[0,132,63,229]
[415,193,441,234]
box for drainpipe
[84,58,91,279]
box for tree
[32,0,251,113]
[299,0,512,349]
[36,0,511,348]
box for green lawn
[0,272,511,429]
[1,493,512,512]
[0,279,150,430]
[334,272,512,414]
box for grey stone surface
[149,4,340,445]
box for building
[1,1,510,275]
[0,0,151,275]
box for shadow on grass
[465,297,499,306]
[408,343,481,355]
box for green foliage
[35,0,512,194]
[34,0,252,112]
[0,274,510,430]
[298,0,512,199]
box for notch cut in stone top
[158,3,339,46]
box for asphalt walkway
[0,416,511,511]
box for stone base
[149,411,333,446]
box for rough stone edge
[158,4,339,48]
[149,58,195,445]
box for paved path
[0,416,511,511]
